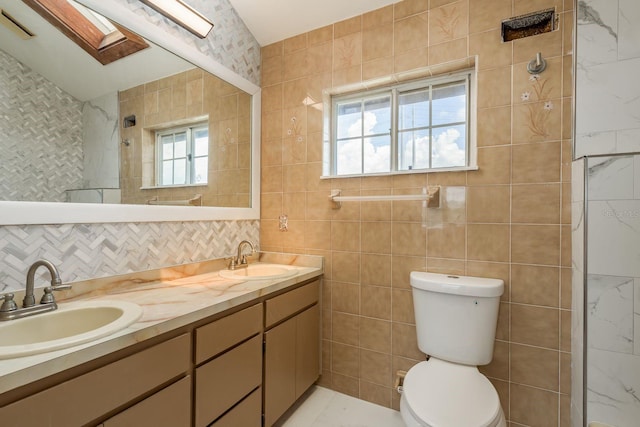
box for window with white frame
[156,123,209,186]
[325,70,475,177]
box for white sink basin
[219,263,298,281]
[0,300,142,359]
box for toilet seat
[402,358,502,427]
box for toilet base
[399,392,506,427]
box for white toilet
[400,272,506,427]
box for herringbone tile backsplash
[0,220,259,292]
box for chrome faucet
[0,259,71,321]
[24,259,63,307]
[228,240,255,270]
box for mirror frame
[0,0,261,225]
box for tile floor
[276,386,405,427]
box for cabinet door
[263,316,296,427]
[264,303,321,427]
[295,304,320,399]
[103,376,191,427]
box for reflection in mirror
[0,0,251,208]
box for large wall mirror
[0,0,260,224]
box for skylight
[24,0,149,65]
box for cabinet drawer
[195,334,262,427]
[211,387,262,427]
[0,333,190,427]
[195,303,262,364]
[103,376,191,427]
[265,280,319,328]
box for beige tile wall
[260,0,573,425]
[119,69,251,207]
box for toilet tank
[410,272,503,366]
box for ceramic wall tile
[576,58,640,138]
[587,348,640,426]
[587,200,640,277]
[576,0,619,67]
[635,278,640,355]
[617,129,640,155]
[587,274,634,353]
[572,158,585,203]
[635,155,640,200]
[587,156,634,200]
[618,0,640,61]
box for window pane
[364,96,391,136]
[174,132,187,158]
[174,158,187,184]
[398,129,430,171]
[399,89,430,130]
[337,101,363,139]
[431,125,466,168]
[336,138,362,175]
[194,129,209,156]
[363,135,390,173]
[433,83,466,126]
[162,160,173,184]
[194,157,208,184]
[162,138,174,160]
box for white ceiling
[227,0,401,46]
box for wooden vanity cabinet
[263,280,321,427]
[0,277,322,427]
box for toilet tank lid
[410,272,504,297]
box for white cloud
[432,128,466,167]
[400,128,465,169]
[338,111,465,174]
[338,111,390,174]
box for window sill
[140,183,208,190]
[320,165,478,180]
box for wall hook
[527,52,547,74]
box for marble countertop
[0,253,323,395]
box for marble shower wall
[583,155,640,426]
[81,92,120,191]
[575,0,640,157]
[574,0,640,426]
[571,158,585,427]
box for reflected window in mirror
[157,122,209,186]
[119,68,252,207]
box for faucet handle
[0,293,18,312]
[40,287,55,304]
[226,256,238,270]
